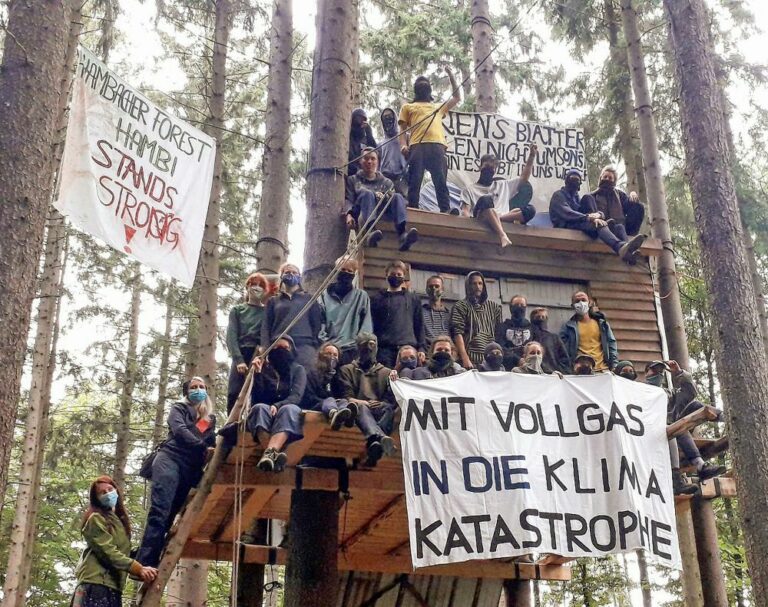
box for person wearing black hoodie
[450,271,502,368]
[348,108,377,172]
[549,168,646,264]
[379,107,408,197]
[478,341,505,372]
[247,336,307,473]
[529,307,571,374]
[300,341,356,431]
[583,166,645,238]
[370,260,426,367]
[494,294,533,370]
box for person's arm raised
[444,67,461,111]
[520,143,538,183]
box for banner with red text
[55,47,215,286]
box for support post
[284,490,340,607]
[504,579,532,607]
[236,519,268,607]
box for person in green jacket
[71,476,156,606]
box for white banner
[443,112,588,214]
[392,371,680,570]
[55,47,216,286]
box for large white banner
[443,111,588,214]
[55,47,216,286]
[392,371,680,570]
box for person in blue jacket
[559,291,619,372]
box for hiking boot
[367,230,383,248]
[618,234,647,263]
[673,469,699,496]
[345,402,358,427]
[398,228,419,251]
[380,435,396,457]
[365,439,384,467]
[257,448,276,472]
[328,407,352,431]
[273,450,288,473]
[698,464,727,482]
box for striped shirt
[450,299,502,365]
[422,303,451,344]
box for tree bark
[504,579,532,607]
[302,0,359,291]
[471,0,496,113]
[236,519,268,607]
[635,549,653,607]
[256,0,293,275]
[664,0,768,604]
[152,290,174,448]
[0,0,71,511]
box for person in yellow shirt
[398,69,461,213]
[559,290,619,372]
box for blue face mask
[282,273,300,287]
[99,490,118,509]
[188,388,207,403]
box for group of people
[345,72,648,262]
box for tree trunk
[256,0,293,275]
[302,0,359,291]
[664,0,768,604]
[470,0,496,113]
[635,549,653,607]
[152,291,174,448]
[113,266,141,490]
[236,519,268,607]
[504,579,532,607]
[619,2,713,604]
[0,0,71,512]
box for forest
[1,0,768,606]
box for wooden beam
[215,465,405,493]
[213,485,278,543]
[536,554,574,566]
[339,493,404,552]
[698,436,729,460]
[700,477,736,499]
[188,485,229,537]
[666,405,720,439]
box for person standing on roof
[560,291,619,373]
[450,271,502,369]
[399,70,461,213]
[379,107,408,197]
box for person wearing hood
[529,307,571,374]
[300,341,356,431]
[262,263,323,369]
[583,166,645,238]
[379,107,408,197]
[460,149,538,248]
[226,272,270,413]
[450,271,502,368]
[338,332,397,466]
[370,260,426,367]
[247,336,307,472]
[348,108,377,173]
[512,341,555,375]
[549,168,646,264]
[479,341,505,372]
[494,294,533,370]
[560,291,618,372]
[399,70,461,213]
[345,147,418,251]
[136,376,216,567]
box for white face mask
[573,301,589,315]
[249,286,264,298]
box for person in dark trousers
[226,272,270,413]
[560,291,618,373]
[338,332,397,466]
[71,476,156,606]
[300,341,357,430]
[529,307,571,374]
[403,335,465,379]
[478,341,505,372]
[345,147,418,251]
[370,260,426,367]
[450,271,502,369]
[460,148,538,248]
[585,165,645,237]
[549,168,646,264]
[399,70,461,213]
[494,294,534,370]
[348,108,377,171]
[136,376,216,567]
[379,107,408,197]
[261,263,323,369]
[422,274,451,346]
[319,257,372,366]
[247,336,307,472]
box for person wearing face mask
[247,336,308,472]
[407,336,465,379]
[460,149,538,248]
[72,476,156,606]
[226,272,271,413]
[300,342,356,431]
[262,263,323,369]
[394,345,421,379]
[379,107,408,197]
[560,290,618,373]
[450,271,502,369]
[572,354,596,375]
[584,165,645,238]
[494,295,533,370]
[512,341,552,375]
[136,376,216,567]
[529,307,571,374]
[422,274,451,346]
[370,260,426,367]
[479,341,505,372]
[549,168,646,264]
[399,70,461,213]
[319,257,372,366]
[338,332,398,466]
[345,147,418,251]
[348,108,377,173]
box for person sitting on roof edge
[549,168,646,264]
[460,147,538,248]
[399,69,461,214]
[300,341,357,431]
[584,165,645,238]
[345,147,418,252]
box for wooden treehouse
[138,211,734,606]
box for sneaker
[329,408,351,431]
[672,469,699,496]
[273,451,288,473]
[257,448,276,472]
[380,436,396,457]
[698,464,726,482]
[398,228,419,251]
[618,234,647,263]
[367,230,383,248]
[345,402,358,427]
[366,439,384,467]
